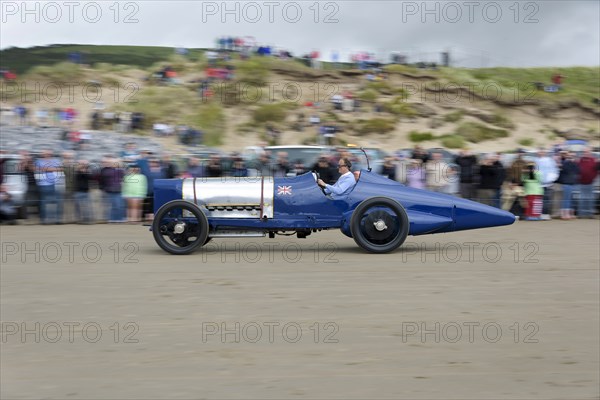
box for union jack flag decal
[277,185,292,195]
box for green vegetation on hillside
[383,96,417,118]
[113,86,195,123]
[440,135,466,149]
[518,138,534,147]
[455,122,509,143]
[236,56,270,86]
[111,85,225,146]
[443,110,464,123]
[355,118,396,135]
[1,45,207,74]
[365,81,397,96]
[252,102,292,124]
[408,131,434,142]
[3,45,598,107]
[489,111,515,129]
[184,103,226,147]
[2,45,598,149]
[357,89,378,103]
[28,61,85,81]
[438,66,600,106]
[3,44,598,107]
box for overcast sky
[1,0,599,67]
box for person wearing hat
[507,149,528,186]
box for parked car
[345,147,389,174]
[174,148,231,175]
[499,151,537,168]
[0,154,27,217]
[265,145,332,176]
[428,148,457,163]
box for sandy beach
[1,221,599,399]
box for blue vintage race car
[151,168,516,255]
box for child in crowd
[522,163,543,221]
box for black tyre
[350,197,409,253]
[152,200,209,255]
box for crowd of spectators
[342,144,598,222]
[441,146,594,220]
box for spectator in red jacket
[551,73,566,88]
[578,148,599,218]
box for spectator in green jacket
[522,163,544,221]
[122,164,147,223]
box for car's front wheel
[152,200,209,255]
[350,197,409,253]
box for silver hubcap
[373,219,387,231]
[173,223,186,234]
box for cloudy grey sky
[1,0,599,67]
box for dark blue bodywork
[154,171,515,238]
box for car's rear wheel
[152,200,209,255]
[350,197,409,253]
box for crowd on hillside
[1,142,598,225]
[1,39,402,145]
[3,106,78,128]
[2,105,147,134]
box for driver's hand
[317,179,325,187]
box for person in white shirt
[317,158,356,199]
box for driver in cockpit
[317,158,356,199]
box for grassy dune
[436,66,600,105]
[1,45,207,74]
[1,45,598,150]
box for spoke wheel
[152,200,209,255]
[350,197,409,253]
